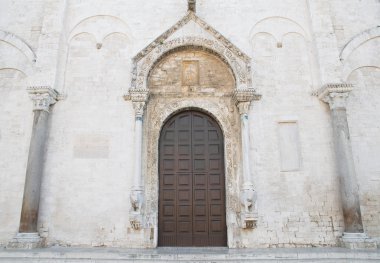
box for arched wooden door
[158,110,227,247]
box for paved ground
[0,247,380,262]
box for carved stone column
[8,87,58,249]
[125,89,149,230]
[233,89,261,229]
[318,84,375,248]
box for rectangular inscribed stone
[182,60,199,86]
[73,134,109,159]
[278,122,301,171]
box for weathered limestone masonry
[7,87,58,249]
[0,0,379,250]
[318,84,376,249]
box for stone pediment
[130,11,253,92]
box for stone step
[1,247,380,263]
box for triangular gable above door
[130,11,254,91]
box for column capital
[237,102,250,115]
[27,86,59,112]
[124,89,150,118]
[233,89,261,115]
[317,83,354,110]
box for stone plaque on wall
[182,60,199,86]
[73,134,110,159]
[278,122,301,171]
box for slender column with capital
[19,87,58,234]
[233,89,261,229]
[318,84,364,235]
[237,102,253,185]
[132,102,144,191]
[124,89,149,230]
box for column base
[340,232,377,249]
[6,232,44,249]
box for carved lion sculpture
[241,186,257,213]
[130,190,143,213]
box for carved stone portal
[126,10,260,247]
[144,98,241,246]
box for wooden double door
[158,110,227,247]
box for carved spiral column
[233,89,261,229]
[125,89,149,230]
[19,87,58,234]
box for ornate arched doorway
[158,110,227,247]
[126,37,260,247]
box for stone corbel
[27,86,59,112]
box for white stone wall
[330,0,380,49]
[0,70,32,246]
[0,0,379,248]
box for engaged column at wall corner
[317,83,364,234]
[19,87,58,234]
[316,83,377,248]
[124,88,150,230]
[7,87,59,249]
[233,89,261,229]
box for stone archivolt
[130,11,253,93]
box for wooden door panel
[159,111,226,247]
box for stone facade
[0,0,379,249]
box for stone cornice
[316,83,354,110]
[233,89,262,104]
[27,86,59,112]
[124,89,150,102]
[233,89,262,115]
[316,83,354,100]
